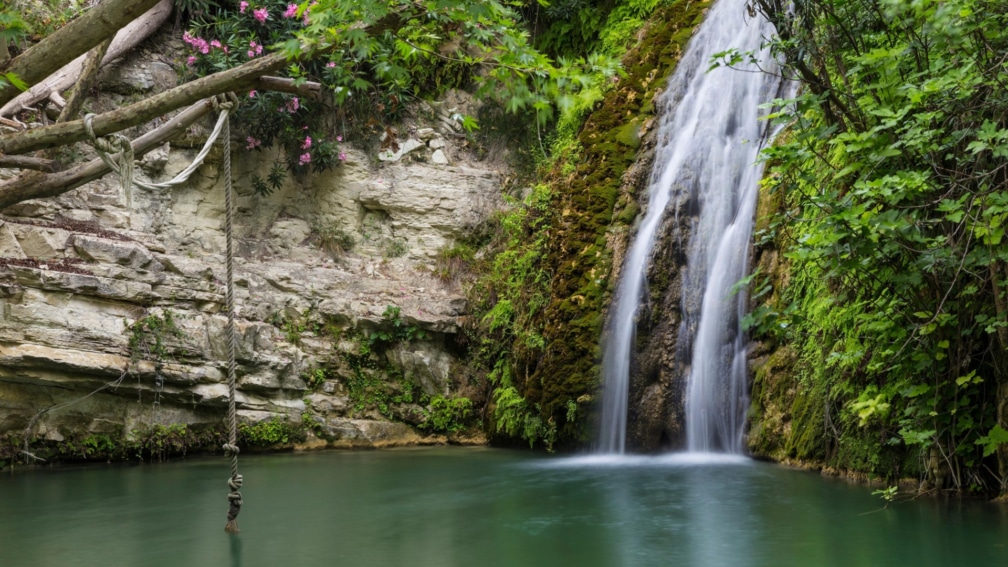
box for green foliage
[8,0,75,36]
[126,310,184,363]
[976,425,1008,458]
[420,395,474,434]
[434,243,476,284]
[182,0,350,174]
[303,367,330,390]
[250,162,286,196]
[311,221,356,258]
[463,0,711,449]
[872,485,898,504]
[0,10,29,92]
[238,417,306,447]
[4,424,229,467]
[751,0,1008,492]
[339,306,430,417]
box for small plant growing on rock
[126,310,184,363]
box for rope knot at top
[211,92,239,113]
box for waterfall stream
[598,0,785,454]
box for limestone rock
[431,149,449,165]
[0,89,506,450]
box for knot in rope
[225,472,243,533]
[85,113,136,218]
[211,92,239,113]
[223,443,240,457]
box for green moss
[2,423,231,468]
[528,0,714,443]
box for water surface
[2,448,1006,566]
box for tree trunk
[0,0,172,117]
[56,38,114,125]
[0,50,290,156]
[0,98,215,209]
[0,0,162,108]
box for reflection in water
[1,449,1006,567]
[229,535,242,567]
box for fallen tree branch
[57,38,113,124]
[1,0,173,118]
[255,76,323,97]
[0,0,163,108]
[0,98,215,210]
[0,155,55,172]
[0,50,290,156]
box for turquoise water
[1,448,1006,566]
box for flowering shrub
[183,0,346,183]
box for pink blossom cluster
[239,1,249,12]
[183,31,211,54]
[302,136,312,150]
[283,4,298,18]
[302,1,317,25]
[247,40,264,58]
[246,136,263,150]
[299,152,312,166]
[285,96,300,113]
[253,8,269,22]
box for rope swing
[85,92,245,533]
[216,94,244,534]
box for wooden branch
[256,76,323,98]
[0,99,215,210]
[0,116,24,130]
[57,38,112,124]
[0,50,290,156]
[0,30,10,67]
[0,155,55,172]
[0,0,172,117]
[48,91,67,110]
[0,0,162,108]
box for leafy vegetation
[238,416,306,447]
[420,395,474,434]
[748,0,1008,495]
[466,0,712,449]
[126,310,184,364]
[2,423,229,468]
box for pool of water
[2,447,1006,566]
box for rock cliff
[0,47,503,455]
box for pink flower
[299,152,312,165]
[283,3,298,18]
[247,49,256,58]
[302,136,312,150]
[186,55,197,66]
[239,1,248,13]
[210,39,222,49]
[253,7,269,22]
[285,96,300,113]
[246,136,262,150]
[336,135,343,142]
[338,151,347,162]
[248,90,257,98]
[326,61,336,68]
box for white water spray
[598,0,785,454]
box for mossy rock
[509,0,714,446]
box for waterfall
[598,0,785,454]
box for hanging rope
[83,93,236,226]
[213,93,244,534]
[84,92,244,533]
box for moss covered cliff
[470,0,712,449]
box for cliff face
[0,48,503,457]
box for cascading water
[598,0,786,454]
